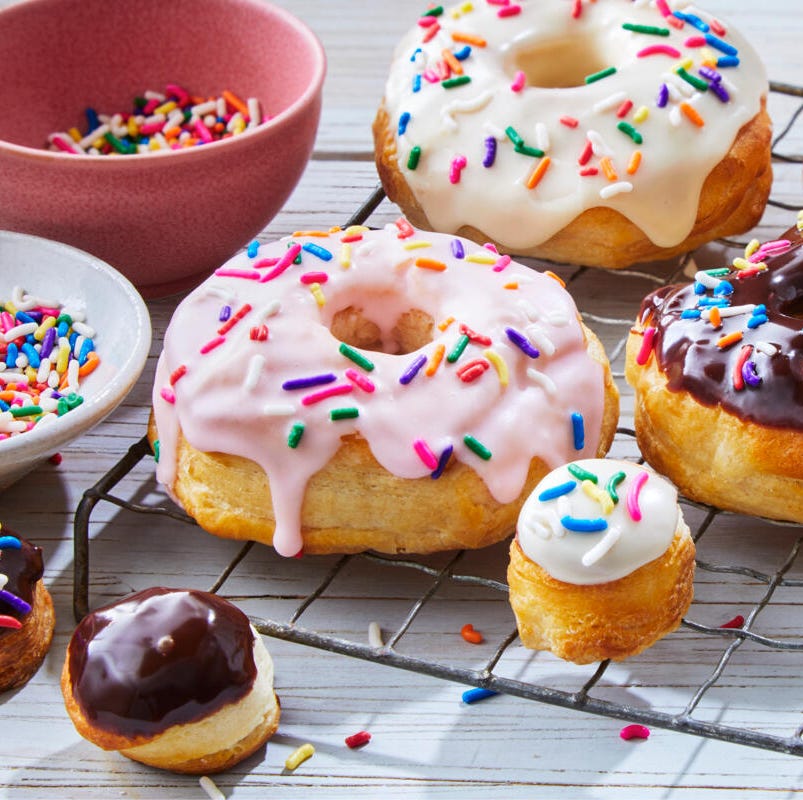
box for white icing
[380,0,767,251]
[517,459,680,584]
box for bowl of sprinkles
[0,0,326,298]
[0,230,151,491]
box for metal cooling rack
[74,81,803,757]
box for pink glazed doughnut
[150,222,619,557]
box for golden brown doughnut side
[625,328,803,523]
[507,524,695,665]
[0,583,55,693]
[373,100,772,269]
[150,323,618,556]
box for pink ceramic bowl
[0,0,325,298]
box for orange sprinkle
[526,156,551,190]
[415,257,447,272]
[503,281,519,290]
[438,316,455,331]
[716,330,743,349]
[451,31,487,47]
[442,48,463,75]
[680,102,705,127]
[425,343,446,377]
[461,624,484,645]
[292,230,331,238]
[222,89,249,116]
[163,126,182,139]
[77,351,100,377]
[708,306,722,329]
[626,150,642,175]
[599,156,618,182]
[544,270,566,288]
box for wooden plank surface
[1,1,802,798]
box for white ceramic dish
[0,230,151,490]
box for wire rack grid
[74,82,803,757]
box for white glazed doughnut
[151,222,619,557]
[373,0,772,268]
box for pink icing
[152,223,608,556]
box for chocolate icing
[638,225,803,430]
[67,587,257,739]
[0,531,43,637]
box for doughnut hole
[329,305,434,354]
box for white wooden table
[1,1,802,798]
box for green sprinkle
[617,121,643,145]
[442,76,471,89]
[287,422,305,448]
[64,393,84,410]
[705,268,731,277]
[676,67,709,93]
[339,342,375,371]
[446,333,470,363]
[505,126,524,147]
[289,240,302,264]
[153,440,160,463]
[10,405,43,418]
[56,398,69,416]
[567,463,598,484]
[622,22,670,36]
[55,313,73,327]
[104,131,135,154]
[584,66,617,84]
[463,434,492,461]
[331,407,359,421]
[515,143,545,158]
[423,4,443,15]
[605,471,626,504]
[407,145,422,170]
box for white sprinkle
[261,300,282,319]
[669,104,683,127]
[4,322,37,343]
[368,621,384,648]
[587,129,613,157]
[0,371,26,384]
[535,122,550,152]
[546,310,570,327]
[71,320,96,339]
[663,72,695,98]
[199,776,226,800]
[263,403,295,417]
[247,97,262,127]
[78,123,110,150]
[525,324,556,357]
[694,270,721,289]
[36,358,52,385]
[144,89,167,101]
[664,81,684,103]
[523,509,561,540]
[599,181,633,199]
[483,121,506,140]
[441,91,493,131]
[755,341,778,356]
[191,100,218,116]
[517,299,540,322]
[581,525,623,567]
[0,574,7,590]
[66,358,80,393]
[713,303,756,319]
[592,91,628,114]
[243,355,266,391]
[527,367,556,395]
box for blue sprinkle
[705,33,738,56]
[431,444,453,479]
[680,309,702,319]
[747,314,768,329]
[450,238,465,259]
[399,353,427,385]
[302,242,333,261]
[0,536,22,550]
[571,412,585,451]
[696,297,730,307]
[85,107,100,131]
[15,310,35,325]
[714,281,734,296]
[753,304,767,315]
[453,45,471,60]
[409,47,422,63]
[57,320,69,337]
[0,399,8,412]
[717,55,740,68]
[694,282,706,295]
[5,343,18,369]
[462,687,498,704]
[673,10,709,31]
[538,480,577,502]
[412,74,422,93]
[561,516,608,533]
[505,327,539,358]
[398,111,411,136]
[78,338,94,366]
[21,342,40,369]
[247,240,260,258]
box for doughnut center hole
[508,36,613,88]
[330,305,434,354]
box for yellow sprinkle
[796,209,803,230]
[676,57,694,71]
[732,256,766,271]
[67,127,82,142]
[438,316,455,331]
[403,240,433,250]
[744,238,761,259]
[4,301,17,315]
[25,366,37,383]
[344,225,369,236]
[633,105,649,124]
[285,743,315,771]
[484,349,509,388]
[148,138,163,150]
[425,343,446,377]
[56,343,70,373]
[465,252,497,264]
[153,100,178,116]
[451,1,473,18]
[33,316,56,342]
[127,117,139,138]
[328,226,342,234]
[339,242,352,269]
[582,479,614,515]
[503,281,518,290]
[309,283,326,307]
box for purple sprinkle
[708,80,730,103]
[656,83,669,108]
[399,354,427,385]
[698,66,722,83]
[282,373,337,391]
[39,326,57,360]
[451,238,465,259]
[482,136,497,168]
[431,444,454,479]
[505,327,539,358]
[742,360,762,388]
[0,588,31,616]
[219,305,232,322]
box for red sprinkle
[345,731,372,749]
[217,303,253,335]
[459,323,492,346]
[169,364,188,385]
[456,358,490,383]
[49,453,63,465]
[620,724,650,741]
[560,115,579,128]
[461,623,484,644]
[720,614,745,629]
[0,615,22,630]
[300,271,329,285]
[579,167,599,176]
[571,0,582,19]
[616,99,633,118]
[249,324,269,341]
[578,139,594,166]
[395,217,415,239]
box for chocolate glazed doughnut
[625,221,803,522]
